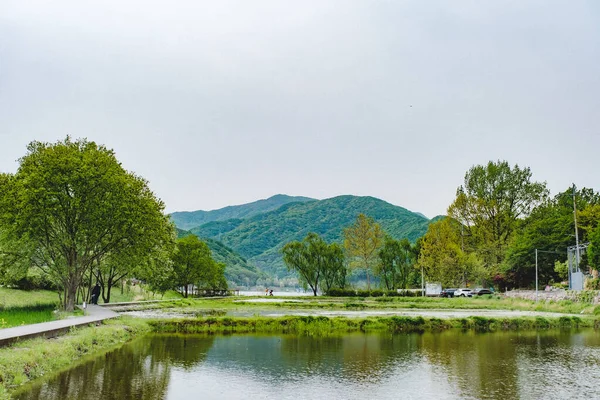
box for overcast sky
[1,1,598,218]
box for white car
[454,288,472,297]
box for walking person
[91,283,101,305]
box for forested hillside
[170,194,314,230]
[181,195,432,279]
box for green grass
[0,317,150,399]
[0,305,56,328]
[124,294,598,316]
[148,315,597,336]
[0,288,58,308]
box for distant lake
[14,330,600,400]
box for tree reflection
[13,334,215,400]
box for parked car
[440,288,457,298]
[454,288,473,297]
[471,288,493,296]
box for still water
[14,330,600,400]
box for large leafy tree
[377,237,414,290]
[0,138,173,311]
[418,218,485,287]
[171,235,226,297]
[448,161,548,273]
[504,187,599,287]
[282,233,346,296]
[343,214,384,290]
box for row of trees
[284,161,599,293]
[418,160,600,289]
[0,138,225,310]
[282,214,420,295]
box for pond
[14,330,600,399]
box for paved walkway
[0,305,118,347]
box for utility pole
[573,184,580,271]
[535,249,538,302]
[421,264,424,297]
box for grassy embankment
[0,317,150,399]
[148,314,597,335]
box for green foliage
[448,161,548,274]
[344,214,384,290]
[171,235,227,297]
[589,224,600,271]
[0,138,174,311]
[176,195,432,279]
[0,317,150,397]
[418,218,486,287]
[282,233,347,295]
[203,238,263,286]
[148,315,596,336]
[0,304,56,328]
[170,194,315,230]
[377,237,416,290]
[325,288,421,297]
[554,260,569,281]
[504,187,599,287]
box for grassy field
[0,286,182,329]
[0,305,56,328]
[119,294,600,316]
[0,288,59,308]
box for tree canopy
[0,138,174,310]
[343,214,384,290]
[171,235,227,297]
[282,233,346,296]
[448,160,548,275]
[377,237,415,290]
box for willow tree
[0,138,173,311]
[282,233,346,296]
[343,214,384,291]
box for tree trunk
[366,269,371,291]
[106,282,112,303]
[65,278,78,312]
[184,284,188,298]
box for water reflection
[14,330,600,400]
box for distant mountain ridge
[174,195,433,280]
[170,194,315,230]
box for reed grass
[147,315,596,336]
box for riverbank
[148,314,597,335]
[2,312,600,398]
[0,317,150,399]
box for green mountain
[175,228,261,285]
[170,194,315,230]
[186,195,431,278]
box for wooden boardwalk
[0,304,118,347]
